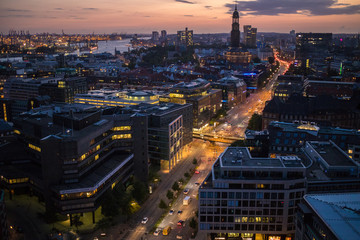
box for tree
[253,56,261,63]
[184,172,190,179]
[268,56,275,64]
[166,190,174,200]
[172,181,180,192]
[159,199,167,209]
[192,158,198,165]
[178,178,184,184]
[101,191,119,218]
[96,218,112,231]
[132,178,148,203]
[247,113,262,131]
[72,215,83,230]
[189,217,197,229]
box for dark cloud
[175,0,195,4]
[204,6,212,9]
[82,8,99,11]
[184,14,194,17]
[5,9,31,12]
[144,16,151,18]
[54,8,63,10]
[225,0,360,16]
[0,14,34,18]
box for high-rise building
[244,25,257,48]
[230,5,240,48]
[161,30,167,39]
[152,31,159,42]
[177,27,193,47]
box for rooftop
[308,141,357,167]
[304,193,360,240]
[219,147,304,168]
[53,153,133,194]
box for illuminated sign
[243,73,256,76]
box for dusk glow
[1,0,360,33]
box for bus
[163,226,171,236]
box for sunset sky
[1,0,360,34]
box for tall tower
[231,5,240,48]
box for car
[100,233,106,237]
[153,229,161,236]
[169,209,174,215]
[183,188,189,195]
[195,182,200,186]
[177,220,184,226]
[176,235,183,239]
[177,210,183,215]
[93,238,99,240]
[141,217,148,224]
[195,170,200,174]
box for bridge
[193,132,244,144]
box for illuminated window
[14,129,21,134]
[348,149,353,154]
[242,217,248,222]
[95,154,99,161]
[96,145,100,151]
[112,126,131,131]
[28,143,41,152]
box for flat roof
[309,142,356,167]
[305,193,360,240]
[220,147,304,168]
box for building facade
[199,147,306,240]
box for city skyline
[1,0,360,34]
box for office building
[0,104,149,221]
[177,27,193,47]
[296,33,332,59]
[296,193,360,240]
[199,147,306,240]
[303,141,360,194]
[199,141,360,240]
[303,80,355,100]
[75,89,160,107]
[39,77,87,103]
[244,25,257,48]
[267,121,360,155]
[126,103,193,171]
[262,94,360,130]
[152,31,159,42]
[163,78,222,129]
[212,76,247,110]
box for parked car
[183,188,190,195]
[177,210,183,215]
[153,229,161,236]
[169,209,174,215]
